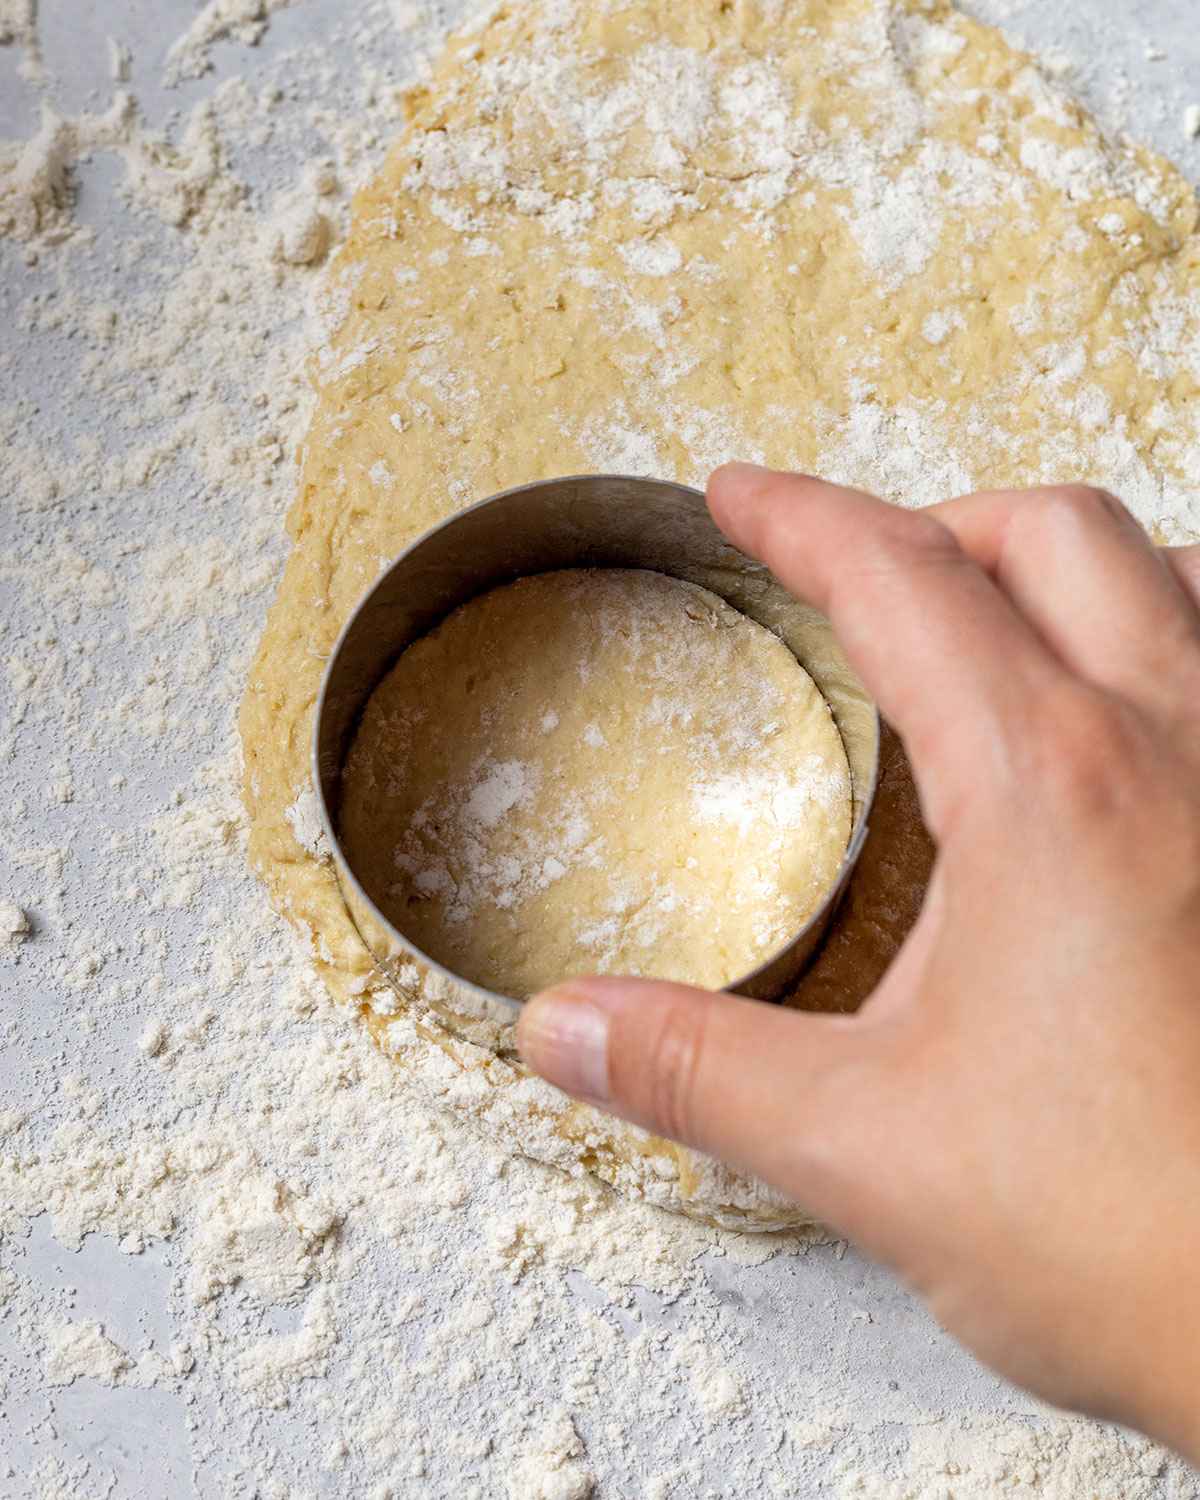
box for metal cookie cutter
[314,475,880,1028]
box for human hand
[517,465,1200,1458]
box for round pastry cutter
[313,475,880,1027]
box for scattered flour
[508,1412,595,1500]
[164,0,298,84]
[831,1413,1179,1499]
[0,901,30,955]
[43,1321,133,1388]
[0,92,242,246]
[464,758,538,829]
[2,0,1199,1496]
[284,788,331,859]
[0,0,39,77]
[263,183,332,264]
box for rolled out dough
[339,569,852,998]
[241,0,1200,1228]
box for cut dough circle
[339,569,852,998]
[241,0,1197,1228]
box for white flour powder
[2,1,1199,1497]
[0,900,31,955]
[165,0,298,82]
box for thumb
[516,975,860,1197]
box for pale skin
[518,463,1200,1463]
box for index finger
[707,465,1067,837]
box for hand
[517,465,1200,1459]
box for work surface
[3,1,1200,1496]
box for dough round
[241,0,1199,1228]
[339,569,851,998]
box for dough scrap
[241,0,1200,1229]
[339,568,852,998]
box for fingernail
[518,982,614,1104]
[711,460,770,484]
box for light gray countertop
[2,2,1198,1496]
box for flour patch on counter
[3,0,1200,1495]
[0,901,31,955]
[43,1321,133,1388]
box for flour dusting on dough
[339,570,851,996]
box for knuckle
[1177,652,1200,719]
[1170,545,1200,609]
[826,512,969,631]
[1034,483,1132,530]
[636,997,714,1146]
[848,513,962,588]
[1022,691,1143,821]
[883,510,961,561]
[1025,695,1200,896]
[1136,619,1200,713]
